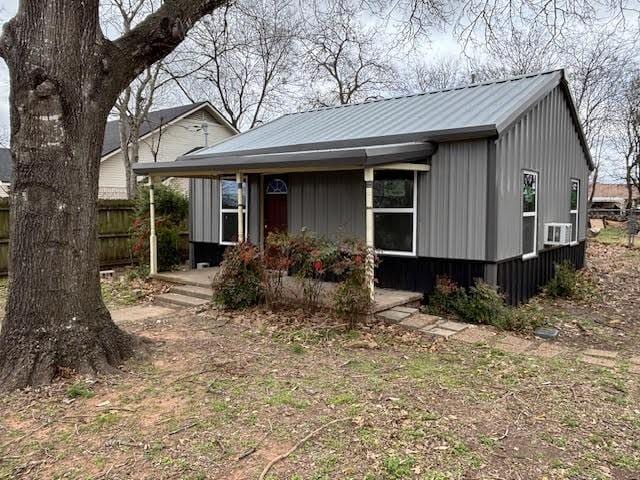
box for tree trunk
[0,1,137,391]
[0,0,224,392]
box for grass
[593,226,639,246]
[1,252,639,480]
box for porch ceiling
[132,141,436,178]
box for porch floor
[153,267,422,313]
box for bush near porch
[130,185,189,272]
[212,232,375,326]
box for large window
[522,171,538,259]
[570,179,579,244]
[373,170,416,255]
[220,176,248,245]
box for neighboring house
[0,102,237,199]
[589,183,640,212]
[99,102,237,198]
[134,69,592,305]
[0,148,10,197]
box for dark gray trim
[133,142,437,176]
[485,138,498,261]
[179,129,488,161]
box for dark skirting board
[496,241,586,306]
[191,242,227,268]
[375,255,486,301]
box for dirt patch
[0,301,638,480]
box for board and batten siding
[189,175,260,245]
[288,171,365,239]
[493,86,590,261]
[417,140,488,260]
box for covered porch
[133,140,435,301]
[153,267,422,313]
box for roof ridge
[285,69,564,117]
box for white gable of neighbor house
[99,108,235,198]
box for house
[589,183,640,212]
[99,101,237,198]
[0,148,10,197]
[133,69,592,305]
[0,102,237,199]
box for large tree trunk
[0,0,225,391]
[0,1,138,391]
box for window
[266,178,288,194]
[220,176,248,245]
[570,179,579,244]
[522,171,538,259]
[373,170,416,255]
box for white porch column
[236,172,245,243]
[149,177,158,275]
[364,167,375,301]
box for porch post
[364,167,375,301]
[149,176,158,275]
[236,172,245,243]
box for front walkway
[153,267,422,313]
[376,305,640,374]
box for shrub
[332,238,375,328]
[130,184,189,271]
[545,261,579,298]
[212,243,265,309]
[427,276,539,331]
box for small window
[220,177,248,245]
[372,170,416,255]
[266,178,288,194]
[570,179,579,244]
[522,171,538,259]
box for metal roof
[181,69,591,168]
[133,142,436,176]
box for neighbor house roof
[101,101,236,158]
[591,183,640,200]
[0,148,11,183]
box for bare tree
[107,0,166,199]
[0,0,226,392]
[399,56,466,93]
[183,0,299,130]
[618,74,640,209]
[300,0,397,107]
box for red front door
[264,176,288,240]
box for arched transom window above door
[266,178,288,194]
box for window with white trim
[373,170,417,255]
[570,179,579,244]
[220,176,248,245]
[522,171,538,259]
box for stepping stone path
[376,305,639,374]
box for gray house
[134,69,592,305]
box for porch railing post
[149,176,158,275]
[364,167,375,302]
[236,172,245,243]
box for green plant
[382,455,415,479]
[65,382,94,399]
[130,184,188,271]
[427,277,540,331]
[455,281,511,328]
[332,239,375,328]
[212,243,265,309]
[545,261,579,298]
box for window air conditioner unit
[544,223,572,246]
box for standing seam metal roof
[185,69,592,169]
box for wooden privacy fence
[0,199,188,275]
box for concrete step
[171,284,213,300]
[155,292,210,308]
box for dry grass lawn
[0,242,639,479]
